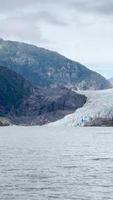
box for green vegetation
[0,66,32,114]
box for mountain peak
[109,77,113,85]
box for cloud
[0,0,36,12]
[0,0,67,43]
[0,0,113,77]
[0,0,113,17]
[68,0,113,16]
[0,12,44,44]
[0,21,42,44]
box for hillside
[0,66,32,115]
[49,89,113,127]
[0,38,112,90]
[0,66,86,125]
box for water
[0,126,113,200]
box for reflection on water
[0,126,113,200]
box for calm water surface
[0,126,113,200]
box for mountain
[109,77,113,85]
[0,38,112,90]
[13,87,87,125]
[0,65,32,115]
[0,66,86,125]
[49,89,113,127]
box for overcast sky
[0,0,113,78]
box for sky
[0,0,113,78]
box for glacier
[48,89,113,127]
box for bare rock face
[85,118,113,127]
[0,66,87,125]
[0,39,112,90]
[12,87,87,125]
[0,117,10,126]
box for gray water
[0,126,113,200]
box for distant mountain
[0,66,86,125]
[109,77,113,85]
[0,38,112,90]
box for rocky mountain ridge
[0,38,112,90]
